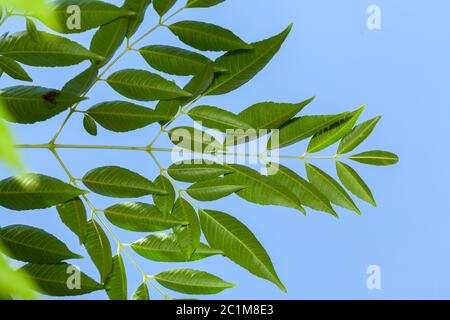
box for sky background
[1,0,450,300]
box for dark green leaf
[82,166,167,198]
[206,24,292,95]
[104,202,186,232]
[336,161,376,206]
[168,161,231,182]
[181,64,215,104]
[348,150,399,166]
[25,18,41,43]
[56,197,88,244]
[106,255,127,300]
[0,56,32,81]
[153,0,177,16]
[153,268,236,295]
[0,224,82,263]
[169,126,223,152]
[168,20,252,51]
[83,114,98,136]
[106,69,192,101]
[155,100,180,125]
[124,0,152,38]
[337,116,381,154]
[0,173,87,211]
[171,198,201,259]
[153,175,176,215]
[200,209,286,291]
[62,65,98,96]
[84,220,112,283]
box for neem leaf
[56,197,88,244]
[171,198,201,259]
[84,220,112,283]
[337,116,381,154]
[168,161,231,183]
[348,150,399,166]
[336,161,376,206]
[83,114,98,136]
[106,255,127,300]
[131,282,149,300]
[62,65,99,96]
[153,0,178,16]
[188,105,252,132]
[186,178,245,201]
[0,56,32,82]
[124,0,152,38]
[153,175,176,216]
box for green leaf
[169,126,223,152]
[86,101,170,133]
[188,105,252,132]
[336,161,376,206]
[168,161,231,182]
[0,173,87,211]
[106,255,127,300]
[38,0,135,34]
[0,56,32,82]
[155,100,180,125]
[84,220,112,283]
[90,17,128,68]
[0,86,85,124]
[186,0,225,8]
[270,164,337,217]
[131,282,149,300]
[62,65,99,96]
[239,98,315,130]
[104,202,186,232]
[187,178,245,201]
[0,111,22,170]
[168,20,252,52]
[181,64,215,104]
[130,233,222,262]
[139,45,214,76]
[56,197,88,244]
[8,0,57,28]
[20,263,103,296]
[307,106,365,153]
[270,111,355,150]
[25,18,41,43]
[348,150,399,166]
[153,175,176,215]
[206,24,292,95]
[0,224,82,263]
[221,164,304,212]
[83,114,98,136]
[124,0,152,38]
[305,163,360,214]
[337,116,381,154]
[171,198,201,259]
[199,209,286,292]
[153,268,236,295]
[82,166,167,198]
[106,69,192,101]
[153,0,177,16]
[0,31,103,67]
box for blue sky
[1,0,450,299]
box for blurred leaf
[0,109,22,170]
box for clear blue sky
[1,0,450,299]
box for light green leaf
[139,45,213,76]
[186,0,225,8]
[131,282,149,300]
[56,197,88,244]
[153,0,177,16]
[270,164,337,217]
[106,69,192,101]
[124,0,152,38]
[0,111,22,170]
[62,65,99,96]
[307,106,365,153]
[171,198,201,259]
[338,116,381,154]
[169,126,223,152]
[0,86,85,124]
[106,255,127,300]
[0,56,32,82]
[239,98,315,130]
[130,233,222,262]
[336,161,376,206]
[305,163,360,214]
[7,0,57,28]
[84,220,112,283]
[168,161,231,182]
[168,20,252,52]
[25,18,41,43]
[83,114,98,136]
[206,24,292,95]
[270,111,355,150]
[0,173,87,211]
[188,105,252,132]
[104,202,186,232]
[38,0,135,34]
[0,31,103,67]
[187,178,245,201]
[90,17,128,68]
[20,263,103,296]
[221,164,304,212]
[82,166,167,198]
[153,268,236,295]
[0,224,82,263]
[200,209,286,292]
[348,150,399,166]
[153,175,176,216]
[86,101,171,133]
